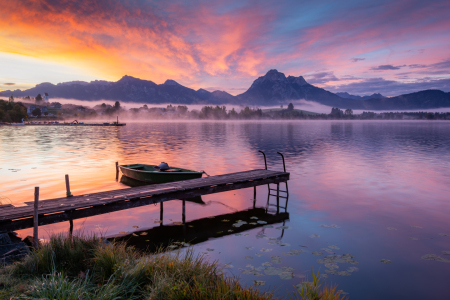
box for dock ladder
[258,151,289,214]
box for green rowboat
[119,164,203,183]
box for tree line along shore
[1,97,450,124]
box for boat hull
[119,164,203,184]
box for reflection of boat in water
[110,207,289,253]
[119,163,203,184]
[120,175,205,205]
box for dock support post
[276,183,280,214]
[65,175,72,197]
[115,162,119,180]
[69,219,73,235]
[160,202,163,226]
[253,186,257,209]
[182,200,186,224]
[33,187,39,249]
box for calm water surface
[1,121,449,299]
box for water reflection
[1,121,450,299]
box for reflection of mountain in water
[111,207,289,253]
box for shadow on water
[115,175,289,253]
[110,206,289,253]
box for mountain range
[336,92,386,101]
[1,70,450,110]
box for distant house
[43,93,49,102]
[27,105,36,115]
[27,105,47,115]
[50,102,62,109]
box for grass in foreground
[0,233,272,299]
[0,234,346,299]
[291,269,347,300]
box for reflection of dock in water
[111,207,289,252]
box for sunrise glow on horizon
[1,0,450,96]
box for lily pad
[245,256,253,259]
[261,248,272,252]
[119,231,128,235]
[270,256,282,263]
[245,247,254,250]
[329,245,340,250]
[250,216,259,220]
[249,222,257,225]
[276,226,289,230]
[257,220,267,224]
[154,220,162,224]
[279,272,294,280]
[254,280,265,286]
[310,234,320,238]
[255,253,263,257]
[280,243,291,247]
[337,271,351,276]
[319,224,340,228]
[411,225,423,228]
[173,222,183,225]
[262,262,272,266]
[325,263,339,269]
[263,225,274,228]
[312,251,323,256]
[233,220,248,228]
[264,267,283,275]
[442,251,450,255]
[380,259,391,264]
[221,219,230,222]
[206,248,214,251]
[421,254,450,263]
[132,226,139,229]
[140,232,148,236]
[283,249,304,256]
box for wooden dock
[0,169,289,233]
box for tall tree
[35,94,43,103]
[32,107,41,117]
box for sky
[1,0,449,97]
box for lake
[1,121,449,299]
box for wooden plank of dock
[0,169,289,232]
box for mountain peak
[287,75,308,86]
[118,75,138,82]
[163,79,181,86]
[263,69,286,81]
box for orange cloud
[0,0,275,89]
